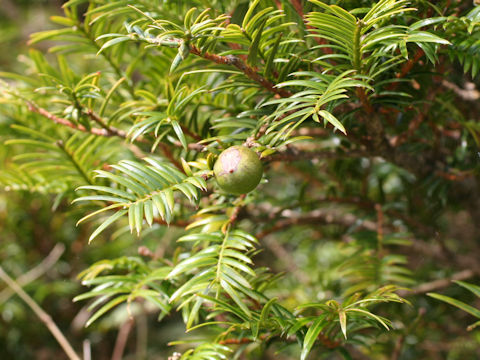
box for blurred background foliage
[1,1,480,360]
[0,2,154,358]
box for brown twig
[252,193,433,241]
[0,243,65,305]
[27,101,120,137]
[398,49,425,80]
[85,109,123,136]
[138,246,157,259]
[391,330,406,360]
[228,194,247,225]
[390,86,440,147]
[83,340,92,360]
[305,196,374,210]
[280,163,324,188]
[218,337,261,345]
[135,311,148,359]
[256,209,377,284]
[171,140,206,152]
[153,218,190,227]
[263,236,310,283]
[256,209,377,240]
[290,0,304,17]
[442,79,480,101]
[356,88,374,114]
[355,85,394,159]
[88,106,193,170]
[357,99,393,161]
[157,143,183,171]
[397,269,475,297]
[218,332,339,350]
[111,318,135,360]
[290,0,334,53]
[386,49,425,92]
[189,45,292,98]
[269,148,369,162]
[26,101,184,171]
[375,203,384,254]
[180,124,202,141]
[290,127,329,137]
[0,266,81,360]
[317,332,342,349]
[88,109,184,169]
[218,333,294,345]
[395,48,425,79]
[391,308,425,360]
[434,170,474,182]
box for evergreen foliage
[2,0,480,359]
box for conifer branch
[25,101,184,170]
[190,45,292,98]
[26,101,127,138]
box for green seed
[213,146,263,195]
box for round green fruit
[213,145,263,195]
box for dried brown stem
[391,331,406,360]
[263,235,310,283]
[375,203,384,254]
[218,337,261,345]
[398,269,475,297]
[83,340,92,360]
[0,266,81,360]
[111,318,134,360]
[391,308,425,360]
[256,209,377,239]
[0,243,65,305]
[138,246,157,259]
[442,79,480,101]
[269,149,369,162]
[218,334,293,345]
